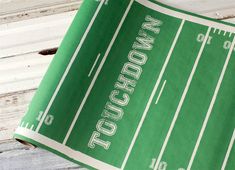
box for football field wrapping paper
[14,0,235,169]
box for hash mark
[155,80,167,105]
[88,53,101,77]
[213,28,217,33]
[30,125,34,130]
[21,122,24,127]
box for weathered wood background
[0,0,235,169]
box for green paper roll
[14,0,235,169]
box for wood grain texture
[0,89,35,142]
[0,11,75,58]
[0,53,53,93]
[1,0,235,22]
[0,0,235,169]
[0,0,82,24]
[0,55,52,92]
[0,140,84,169]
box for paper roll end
[15,138,37,149]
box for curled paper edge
[15,137,37,149]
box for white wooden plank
[0,52,53,94]
[225,17,235,23]
[0,0,79,15]
[0,89,35,142]
[159,0,235,14]
[0,140,84,169]
[160,0,235,19]
[0,0,234,17]
[0,0,234,24]
[202,7,235,19]
[0,0,82,24]
[0,11,75,58]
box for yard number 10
[36,111,54,126]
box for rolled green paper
[14,0,235,169]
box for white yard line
[35,1,104,132]
[62,0,135,145]
[88,53,101,77]
[25,123,29,128]
[121,20,185,170]
[221,129,235,170]
[154,27,211,170]
[155,80,167,105]
[187,36,235,170]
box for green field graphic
[14,0,235,169]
